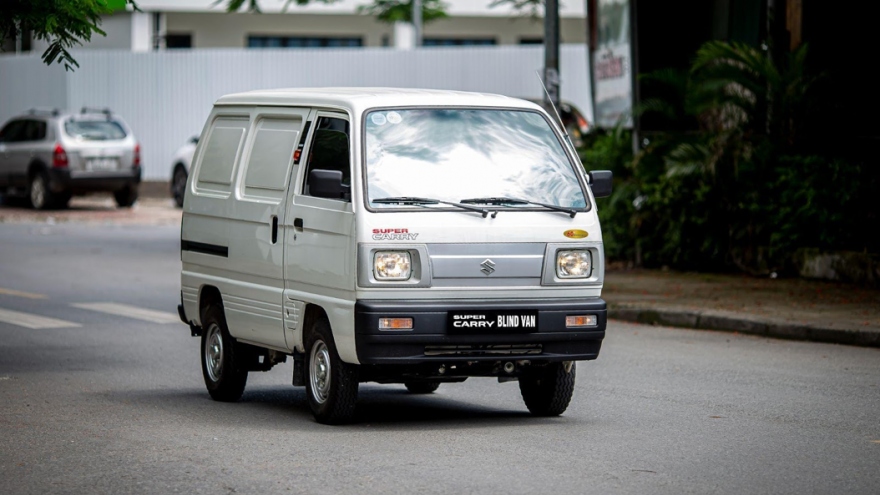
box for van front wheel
[305,318,359,424]
[200,304,248,402]
[518,362,576,416]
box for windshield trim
[359,105,592,215]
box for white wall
[0,46,592,181]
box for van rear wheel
[305,318,359,424]
[200,304,248,402]
[518,362,576,416]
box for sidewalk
[604,268,880,348]
[0,194,181,226]
[2,192,878,348]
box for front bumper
[355,298,606,365]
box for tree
[356,1,448,24]
[226,0,448,24]
[1,0,139,71]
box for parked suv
[170,135,198,207]
[0,107,141,209]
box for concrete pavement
[604,269,880,348]
[2,189,878,348]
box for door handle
[271,215,278,244]
[294,218,304,231]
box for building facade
[10,0,589,54]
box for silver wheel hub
[204,323,223,382]
[31,177,46,208]
[309,340,331,404]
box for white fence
[0,46,592,180]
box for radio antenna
[535,69,571,139]
[535,70,573,146]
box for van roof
[214,87,541,112]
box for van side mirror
[308,169,350,201]
[588,170,613,198]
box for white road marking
[0,287,47,299]
[0,308,81,329]
[71,302,180,324]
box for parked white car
[178,88,612,424]
[170,135,198,207]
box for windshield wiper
[372,197,495,218]
[459,197,578,218]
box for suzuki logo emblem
[480,259,496,275]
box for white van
[178,88,612,424]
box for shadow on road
[95,384,571,431]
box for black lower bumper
[355,298,606,365]
[48,168,141,193]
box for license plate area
[447,310,538,333]
[86,157,118,171]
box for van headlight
[556,250,592,278]
[374,251,412,280]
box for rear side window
[24,120,47,141]
[0,120,27,142]
[64,120,127,141]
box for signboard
[592,0,633,128]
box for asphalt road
[1,223,878,495]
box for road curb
[610,307,880,348]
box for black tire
[200,304,248,402]
[518,362,576,417]
[171,166,187,208]
[55,192,71,210]
[404,381,441,394]
[29,171,59,210]
[114,185,138,208]
[305,317,359,424]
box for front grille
[427,243,545,288]
[424,344,543,356]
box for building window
[247,36,363,48]
[165,33,192,49]
[422,38,496,46]
[519,38,543,45]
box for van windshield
[364,109,587,210]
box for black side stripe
[181,240,228,258]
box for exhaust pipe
[503,361,515,374]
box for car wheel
[114,185,138,208]
[305,317,359,424]
[200,304,248,402]
[404,381,441,394]
[29,171,58,210]
[171,166,187,208]
[518,362,576,417]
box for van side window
[241,116,302,202]
[195,117,248,195]
[304,117,350,198]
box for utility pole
[413,0,423,47]
[544,0,560,109]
